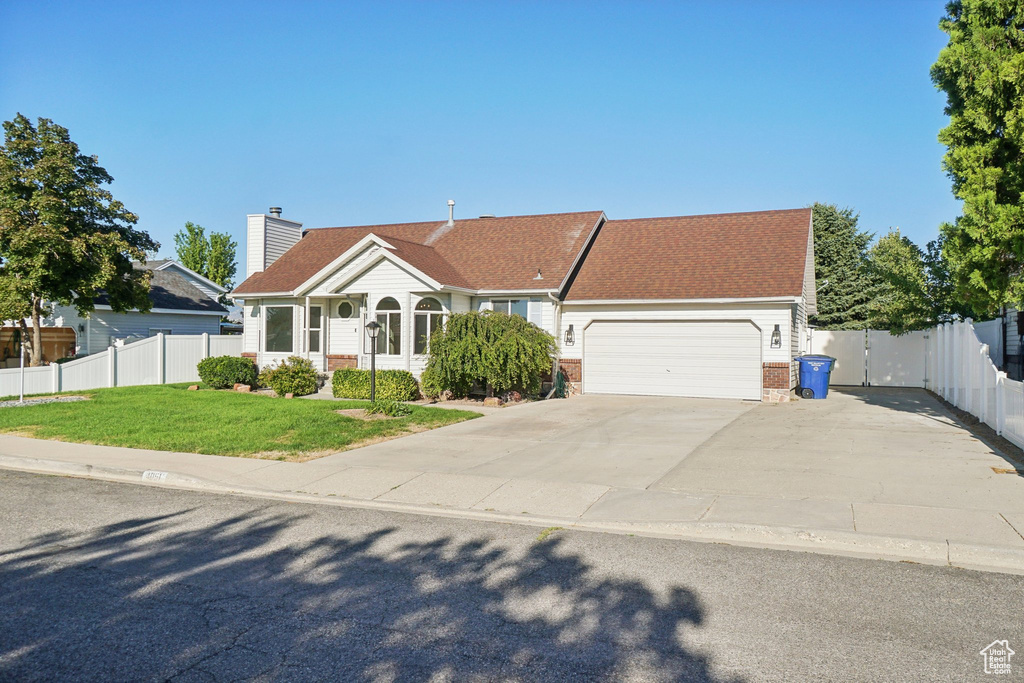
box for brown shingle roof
[233,211,603,295]
[563,209,812,301]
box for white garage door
[583,320,762,400]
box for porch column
[304,295,311,360]
[404,291,412,371]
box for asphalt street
[0,469,1020,682]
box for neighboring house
[232,205,816,402]
[46,259,228,356]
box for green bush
[258,356,319,397]
[422,310,556,398]
[197,355,258,389]
[365,399,413,417]
[331,368,419,401]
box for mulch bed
[334,408,399,421]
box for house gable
[323,250,440,297]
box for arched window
[414,298,444,355]
[375,297,401,355]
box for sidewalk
[2,393,1023,575]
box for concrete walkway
[1,389,1023,574]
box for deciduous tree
[867,230,935,334]
[0,114,157,365]
[173,222,237,289]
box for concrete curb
[2,454,1023,575]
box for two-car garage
[579,320,764,401]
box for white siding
[243,304,259,353]
[52,305,221,356]
[450,293,472,313]
[560,302,794,371]
[88,311,221,354]
[246,214,303,278]
[1006,309,1020,358]
[246,214,266,280]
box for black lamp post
[365,320,381,402]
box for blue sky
[2,1,957,271]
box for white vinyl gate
[583,320,762,400]
[808,329,928,387]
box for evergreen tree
[809,203,878,330]
[931,0,1024,314]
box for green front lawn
[0,384,480,460]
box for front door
[328,298,362,365]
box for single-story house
[232,205,815,402]
[42,259,229,356]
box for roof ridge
[308,210,604,232]
[605,208,810,224]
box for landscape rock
[234,384,251,393]
[285,393,294,399]
[483,396,504,407]
[187,385,199,391]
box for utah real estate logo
[980,640,1014,675]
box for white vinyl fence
[925,319,1024,450]
[0,333,242,398]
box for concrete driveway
[317,388,1024,557]
[319,394,756,489]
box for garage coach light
[771,324,782,349]
[564,324,575,346]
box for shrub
[197,355,258,389]
[365,399,413,417]
[331,368,419,401]
[258,356,319,397]
[422,310,556,398]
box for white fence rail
[925,319,1024,450]
[0,334,242,397]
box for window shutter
[528,298,543,326]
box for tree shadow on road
[0,506,737,681]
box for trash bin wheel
[800,388,815,399]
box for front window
[414,298,444,355]
[337,300,355,318]
[265,306,293,352]
[491,299,527,318]
[308,305,322,353]
[375,297,401,355]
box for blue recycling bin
[796,355,836,399]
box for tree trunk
[29,296,42,367]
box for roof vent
[269,207,282,217]
[479,214,496,219]
[446,199,455,227]
[534,268,543,280]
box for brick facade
[762,361,792,403]
[326,354,358,371]
[241,352,256,361]
[558,358,582,382]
